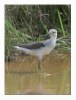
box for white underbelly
[41,46,53,55]
[31,46,54,57]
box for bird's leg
[38,59,42,73]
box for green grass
[5,5,71,61]
[57,9,65,37]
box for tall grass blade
[57,9,65,37]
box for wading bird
[14,29,57,73]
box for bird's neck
[50,35,57,43]
[45,35,57,47]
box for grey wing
[18,41,45,49]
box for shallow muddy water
[5,52,71,95]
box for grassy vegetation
[5,5,71,61]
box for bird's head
[48,29,57,38]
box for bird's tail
[13,46,32,55]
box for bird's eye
[53,32,55,33]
